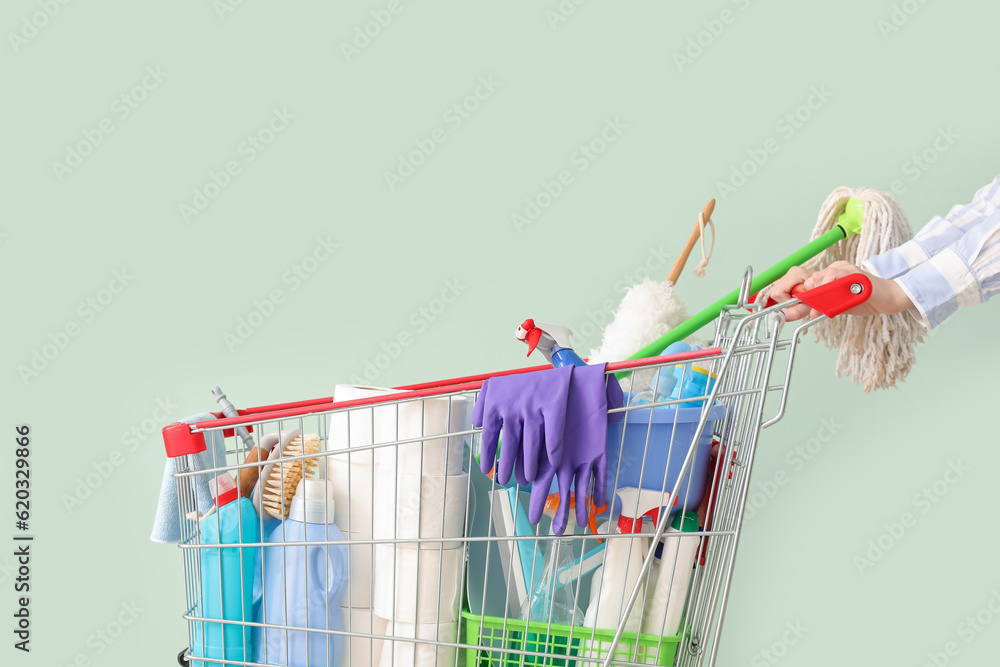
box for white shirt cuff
[864,239,932,280]
[894,248,983,329]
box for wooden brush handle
[238,446,269,498]
[666,199,715,285]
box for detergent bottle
[583,487,660,635]
[193,473,260,667]
[516,319,587,368]
[668,352,717,408]
[641,511,700,637]
[257,478,348,667]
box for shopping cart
[161,268,871,667]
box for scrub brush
[260,433,321,520]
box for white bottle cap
[288,478,337,524]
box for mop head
[799,187,924,393]
[589,279,689,390]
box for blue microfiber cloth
[150,413,229,544]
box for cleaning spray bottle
[193,473,260,667]
[516,319,587,368]
[257,477,348,667]
[521,494,585,625]
[641,511,700,638]
[582,487,661,665]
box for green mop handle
[617,199,864,377]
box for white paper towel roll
[327,456,375,535]
[340,532,375,609]
[373,394,469,476]
[341,607,388,667]
[379,619,458,667]
[373,544,465,624]
[328,385,402,464]
[373,473,468,548]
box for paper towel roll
[373,473,468,548]
[340,532,375,609]
[341,607,388,667]
[327,456,375,535]
[373,395,470,476]
[379,619,458,667]
[373,544,465,624]
[328,385,402,464]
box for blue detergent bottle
[193,473,260,667]
[668,348,718,408]
[257,479,348,667]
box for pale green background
[3,1,999,665]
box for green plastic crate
[462,609,681,666]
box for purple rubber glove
[472,365,572,486]
[528,364,625,535]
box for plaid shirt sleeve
[862,174,1000,329]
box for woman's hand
[769,260,914,321]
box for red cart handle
[756,272,872,318]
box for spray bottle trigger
[525,328,542,357]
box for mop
[770,187,923,392]
[589,199,716,389]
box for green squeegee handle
[616,223,850,379]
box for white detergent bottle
[583,533,649,631]
[641,511,700,638]
[582,531,651,666]
[257,479,349,667]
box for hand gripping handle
[762,272,873,318]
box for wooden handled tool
[666,198,715,285]
[239,446,269,498]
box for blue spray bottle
[193,473,260,667]
[516,319,587,368]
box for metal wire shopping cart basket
[161,269,871,667]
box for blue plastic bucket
[602,397,725,520]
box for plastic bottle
[521,537,584,625]
[257,479,349,667]
[583,498,651,635]
[630,341,695,406]
[640,512,699,638]
[193,474,260,667]
[516,319,587,368]
[668,357,717,408]
[582,511,651,667]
